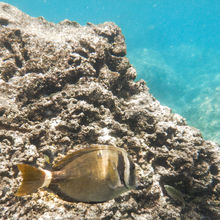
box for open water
[4,0,220,143]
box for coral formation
[0,2,219,219]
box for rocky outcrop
[0,2,219,219]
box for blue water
[4,0,220,143]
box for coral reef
[0,3,219,219]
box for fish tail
[16,164,52,196]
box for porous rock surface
[0,2,219,220]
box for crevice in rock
[0,18,9,26]
[14,29,21,37]
[3,41,13,53]
[15,56,23,68]
[22,49,29,61]
[0,134,14,145]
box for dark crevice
[25,67,45,74]
[29,130,46,146]
[173,159,189,171]
[79,40,95,53]
[0,18,9,26]
[150,140,165,148]
[152,156,169,169]
[0,121,30,133]
[41,85,61,97]
[74,94,104,109]
[0,108,6,116]
[110,77,138,99]
[145,126,156,134]
[56,124,80,133]
[109,127,128,139]
[0,171,12,178]
[14,30,21,37]
[27,105,61,122]
[99,33,115,44]
[124,115,155,134]
[22,50,29,61]
[15,56,23,68]
[74,108,100,126]
[74,58,81,66]
[145,151,155,162]
[106,59,117,72]
[3,41,13,53]
[209,164,218,176]
[0,135,14,145]
[17,71,81,105]
[64,70,81,85]
[112,113,123,123]
[75,50,88,59]
[67,58,74,65]
[92,59,103,74]
[198,206,218,220]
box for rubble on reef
[0,2,219,220]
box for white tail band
[41,169,52,188]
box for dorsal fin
[52,144,122,170]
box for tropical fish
[164,184,185,207]
[16,144,136,202]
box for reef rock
[0,2,219,220]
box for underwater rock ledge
[0,2,219,220]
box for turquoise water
[4,0,220,143]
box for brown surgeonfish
[16,144,136,202]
